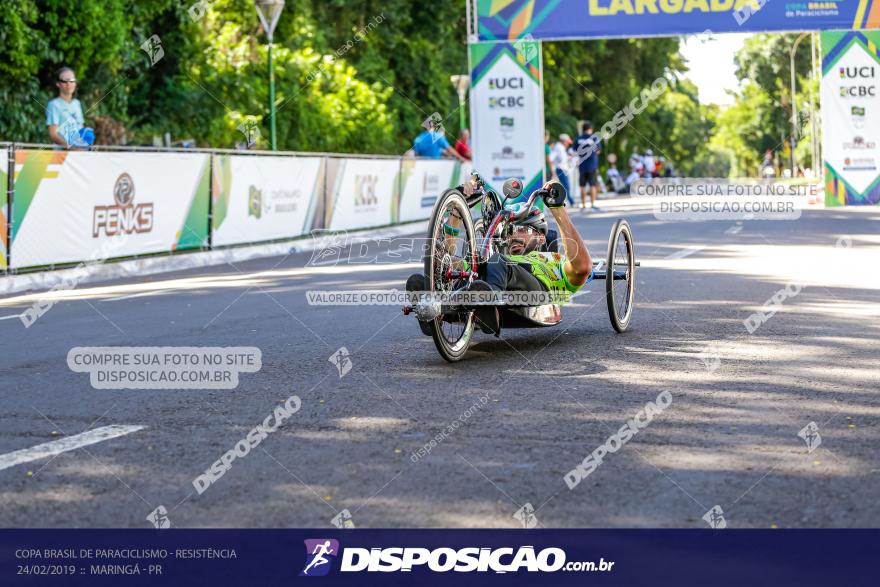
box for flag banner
[469,40,545,200]
[476,0,880,41]
[821,30,880,205]
[1,529,877,586]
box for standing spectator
[550,133,574,205]
[628,150,643,176]
[761,149,776,178]
[544,130,553,181]
[454,129,472,161]
[413,126,466,162]
[47,66,93,149]
[574,121,601,211]
[643,149,656,178]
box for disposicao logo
[300,539,339,577]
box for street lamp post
[254,0,285,150]
[450,75,470,131]
[789,31,810,177]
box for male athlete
[406,179,592,336]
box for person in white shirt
[550,133,574,205]
[643,149,656,178]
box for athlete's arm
[542,182,592,286]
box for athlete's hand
[462,178,479,197]
[541,180,567,208]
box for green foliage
[0,0,813,176]
[706,33,818,176]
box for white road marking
[0,425,146,472]
[665,246,706,260]
[0,314,24,321]
[725,225,743,235]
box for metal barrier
[1,143,470,274]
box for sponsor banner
[398,159,460,222]
[821,31,880,206]
[10,150,209,269]
[324,158,401,231]
[211,154,322,246]
[469,41,545,201]
[1,145,8,269]
[476,0,880,41]
[0,529,878,585]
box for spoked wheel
[425,189,477,362]
[605,218,635,332]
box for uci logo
[839,66,875,79]
[488,77,524,90]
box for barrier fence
[0,143,472,272]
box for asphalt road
[1,203,878,529]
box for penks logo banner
[821,30,880,205]
[10,150,209,269]
[469,39,545,201]
[211,154,323,246]
[475,0,880,41]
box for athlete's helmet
[515,206,548,235]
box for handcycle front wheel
[425,188,478,362]
[605,218,635,332]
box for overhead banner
[324,158,402,231]
[211,154,323,246]
[10,150,209,269]
[398,159,470,223]
[475,0,880,41]
[821,30,880,206]
[469,40,545,199]
[1,145,8,270]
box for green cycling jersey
[505,251,583,303]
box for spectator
[454,129,472,161]
[628,150,645,178]
[761,149,776,178]
[605,153,626,194]
[544,130,553,181]
[413,125,466,161]
[550,133,574,205]
[643,149,656,178]
[574,121,601,211]
[47,66,94,149]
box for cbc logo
[489,96,525,109]
[840,86,876,97]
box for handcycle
[404,172,637,362]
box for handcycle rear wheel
[605,218,635,332]
[425,189,477,362]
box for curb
[0,221,429,297]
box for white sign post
[469,40,545,200]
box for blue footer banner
[1,529,877,585]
